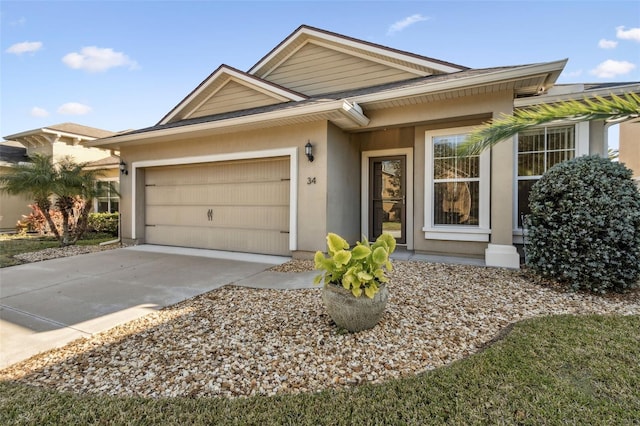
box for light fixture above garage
[305,141,314,162]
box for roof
[3,122,117,150]
[89,60,567,149]
[515,81,640,107]
[249,25,469,76]
[0,141,29,165]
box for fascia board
[351,59,569,105]
[515,83,640,107]
[88,100,368,148]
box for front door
[369,156,406,244]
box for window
[424,127,490,242]
[96,180,119,213]
[516,125,575,228]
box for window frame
[512,121,590,242]
[423,126,491,242]
[94,178,120,213]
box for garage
[144,156,291,256]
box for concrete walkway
[0,245,316,369]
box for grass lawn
[0,233,116,268]
[1,314,638,425]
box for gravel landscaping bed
[1,259,638,399]
[12,243,124,264]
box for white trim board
[131,147,299,252]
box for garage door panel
[145,158,289,185]
[143,157,291,256]
[146,181,289,206]
[145,226,290,256]
[146,205,289,230]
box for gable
[189,79,285,119]
[250,25,468,96]
[261,42,423,96]
[160,65,306,125]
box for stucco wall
[326,122,360,244]
[0,166,32,231]
[619,119,640,179]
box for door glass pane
[371,157,405,243]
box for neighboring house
[619,118,639,185]
[84,155,121,213]
[1,123,118,232]
[0,142,32,231]
[88,25,640,267]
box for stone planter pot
[322,282,389,332]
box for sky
[2,0,639,148]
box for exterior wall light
[305,141,314,162]
[119,160,128,175]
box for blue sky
[2,0,639,147]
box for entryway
[362,148,413,248]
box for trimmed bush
[525,155,640,293]
[88,212,119,236]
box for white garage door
[144,157,290,256]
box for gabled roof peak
[249,24,469,78]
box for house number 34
[307,177,316,185]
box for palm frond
[458,92,640,156]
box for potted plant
[314,232,396,332]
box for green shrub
[88,212,119,236]
[525,155,640,293]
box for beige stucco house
[1,123,118,231]
[88,25,640,267]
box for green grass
[1,315,638,425]
[0,233,116,268]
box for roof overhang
[4,128,99,149]
[88,100,370,149]
[352,59,568,110]
[515,82,640,107]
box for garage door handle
[207,209,213,221]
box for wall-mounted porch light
[119,160,128,175]
[305,141,314,162]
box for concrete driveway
[0,245,314,369]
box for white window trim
[423,126,490,242]
[94,177,120,213]
[512,121,589,243]
[361,148,414,249]
[131,147,298,251]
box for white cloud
[30,107,49,117]
[616,26,640,42]
[57,102,92,115]
[62,46,138,72]
[10,17,27,26]
[6,41,43,55]
[598,39,618,49]
[388,14,429,35]
[590,59,636,78]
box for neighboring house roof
[3,122,117,148]
[0,141,29,166]
[84,155,120,170]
